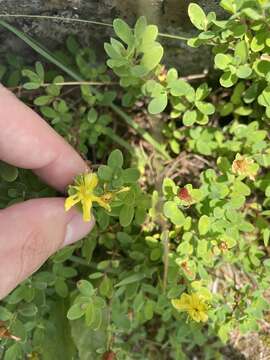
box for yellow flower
[65,173,111,222]
[232,154,258,181]
[171,292,208,323]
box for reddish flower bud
[178,187,193,203]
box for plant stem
[162,230,169,293]
[0,14,113,28]
[0,14,190,42]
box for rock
[0,0,226,74]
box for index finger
[0,84,88,190]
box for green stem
[0,14,113,28]
[0,20,171,160]
[0,14,190,42]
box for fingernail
[64,212,95,246]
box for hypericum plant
[105,17,215,125]
[187,0,270,120]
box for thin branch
[0,14,113,28]
[8,81,116,91]
[0,13,190,42]
[180,70,209,81]
[162,230,170,293]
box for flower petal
[81,197,93,222]
[65,194,80,211]
[171,294,191,311]
[189,310,202,323]
[84,173,98,190]
[199,312,208,322]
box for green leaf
[220,0,236,13]
[251,33,266,52]
[214,53,231,70]
[119,204,134,227]
[139,25,159,50]
[66,35,80,54]
[0,161,18,182]
[99,276,112,298]
[150,248,162,261]
[254,60,270,78]
[234,40,249,64]
[242,8,262,20]
[98,165,113,181]
[53,246,75,263]
[0,306,12,321]
[4,343,22,360]
[169,79,192,96]
[198,215,210,235]
[41,106,58,118]
[236,65,252,79]
[108,149,123,169]
[141,44,163,71]
[35,61,45,81]
[77,280,94,297]
[258,87,270,107]
[195,101,215,115]
[113,19,133,45]
[134,16,147,39]
[55,278,69,298]
[22,69,41,82]
[84,299,95,327]
[220,71,237,88]
[177,240,193,256]
[183,110,197,126]
[163,201,185,226]
[115,273,145,287]
[188,3,207,30]
[34,95,53,106]
[144,300,154,320]
[18,303,38,317]
[122,168,140,183]
[67,303,85,321]
[263,228,270,247]
[104,43,123,59]
[70,318,107,360]
[148,94,168,114]
[23,81,41,90]
[87,108,98,123]
[218,323,231,343]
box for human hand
[0,84,95,299]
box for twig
[162,230,170,293]
[192,154,213,167]
[180,70,209,82]
[8,81,116,91]
[0,13,113,28]
[0,14,190,42]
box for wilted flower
[232,154,258,181]
[178,187,193,204]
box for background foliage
[0,0,270,359]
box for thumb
[0,198,94,299]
